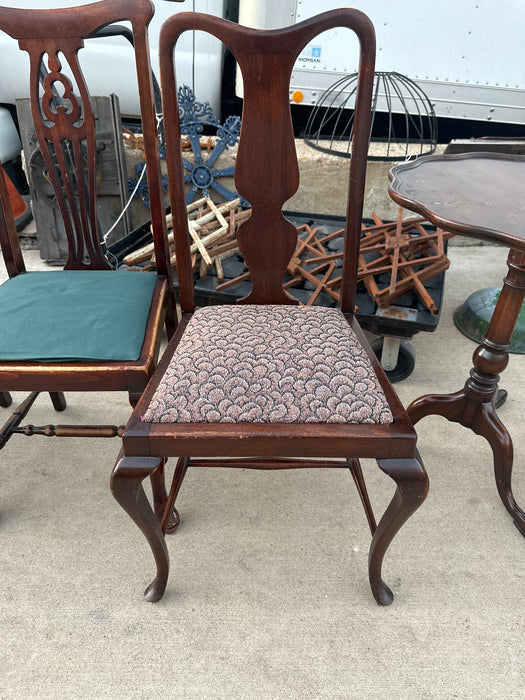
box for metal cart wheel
[371,337,416,383]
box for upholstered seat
[0,270,158,361]
[142,305,393,424]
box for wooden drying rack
[124,201,453,313]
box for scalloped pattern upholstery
[142,305,393,424]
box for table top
[389,152,525,252]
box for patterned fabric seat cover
[142,305,393,424]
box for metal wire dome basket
[303,71,438,161]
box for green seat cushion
[0,270,158,361]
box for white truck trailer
[0,0,523,163]
[239,0,525,126]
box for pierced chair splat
[112,9,428,606]
[0,0,175,454]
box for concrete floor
[1,242,524,699]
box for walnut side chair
[0,0,176,520]
[112,9,429,606]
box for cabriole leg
[473,402,525,536]
[111,453,169,602]
[407,388,468,426]
[368,453,429,606]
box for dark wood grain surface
[389,152,525,250]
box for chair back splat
[0,0,172,281]
[112,10,429,607]
[161,11,374,311]
[25,30,109,270]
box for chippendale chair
[112,9,429,606]
[0,0,175,491]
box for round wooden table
[389,152,525,535]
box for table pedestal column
[408,248,525,535]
